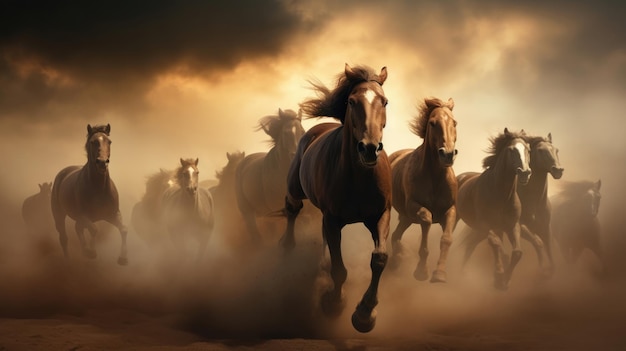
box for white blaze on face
[187,166,195,180]
[364,89,376,105]
[515,142,527,168]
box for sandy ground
[1,198,625,351]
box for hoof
[351,308,377,333]
[83,249,97,259]
[117,257,129,266]
[320,290,346,318]
[430,269,447,283]
[413,267,429,281]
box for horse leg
[520,224,547,277]
[413,208,432,281]
[279,194,303,251]
[319,215,347,318]
[352,210,390,333]
[504,223,524,288]
[461,228,484,271]
[487,231,507,290]
[54,215,69,258]
[432,206,456,283]
[242,211,263,245]
[75,220,97,259]
[109,211,128,266]
[388,215,411,270]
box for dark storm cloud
[0,0,317,120]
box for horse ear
[378,66,388,85]
[180,158,185,166]
[226,152,232,161]
[344,63,355,79]
[504,127,510,135]
[38,183,43,190]
[596,179,602,190]
[87,124,93,134]
[105,123,111,135]
[194,158,199,166]
[278,108,284,117]
[547,132,552,142]
[447,98,455,110]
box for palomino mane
[175,158,198,186]
[556,180,599,199]
[215,151,245,181]
[410,97,454,138]
[482,130,527,169]
[255,109,300,146]
[299,65,383,123]
[84,124,110,154]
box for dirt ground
[1,200,625,351]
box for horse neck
[488,153,519,200]
[266,143,291,170]
[524,167,549,201]
[83,159,110,190]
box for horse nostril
[454,149,458,155]
[357,142,366,153]
[377,143,383,152]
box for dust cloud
[0,132,625,350]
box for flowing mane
[255,109,301,146]
[300,65,385,123]
[410,97,455,138]
[482,129,527,169]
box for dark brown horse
[51,124,128,265]
[552,180,603,271]
[456,128,531,290]
[161,158,214,262]
[235,109,305,243]
[280,64,391,333]
[461,133,564,278]
[22,182,54,236]
[389,97,458,283]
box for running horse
[456,128,531,290]
[552,180,603,271]
[280,64,391,333]
[388,97,458,283]
[161,158,214,262]
[461,133,564,278]
[51,124,128,265]
[235,109,305,243]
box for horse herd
[20,64,603,333]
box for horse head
[527,132,564,180]
[177,158,200,196]
[86,124,112,174]
[423,97,458,167]
[258,108,305,161]
[505,128,532,185]
[39,182,52,196]
[345,64,388,167]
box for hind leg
[54,215,69,258]
[279,194,303,251]
[388,215,411,270]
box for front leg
[504,223,524,287]
[352,209,390,333]
[75,218,98,259]
[414,207,432,281]
[432,205,456,283]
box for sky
[1,0,625,213]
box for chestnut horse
[456,128,531,290]
[461,133,564,277]
[51,124,128,265]
[552,180,603,271]
[161,158,214,262]
[389,97,458,283]
[280,64,391,333]
[235,109,305,243]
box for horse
[50,124,128,265]
[235,108,305,243]
[131,168,174,246]
[456,128,531,290]
[388,97,458,283]
[280,64,391,333]
[551,180,603,271]
[22,182,54,236]
[460,133,564,278]
[161,158,214,262]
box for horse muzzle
[517,168,531,185]
[549,166,564,179]
[95,158,109,173]
[357,141,383,167]
[438,148,458,167]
